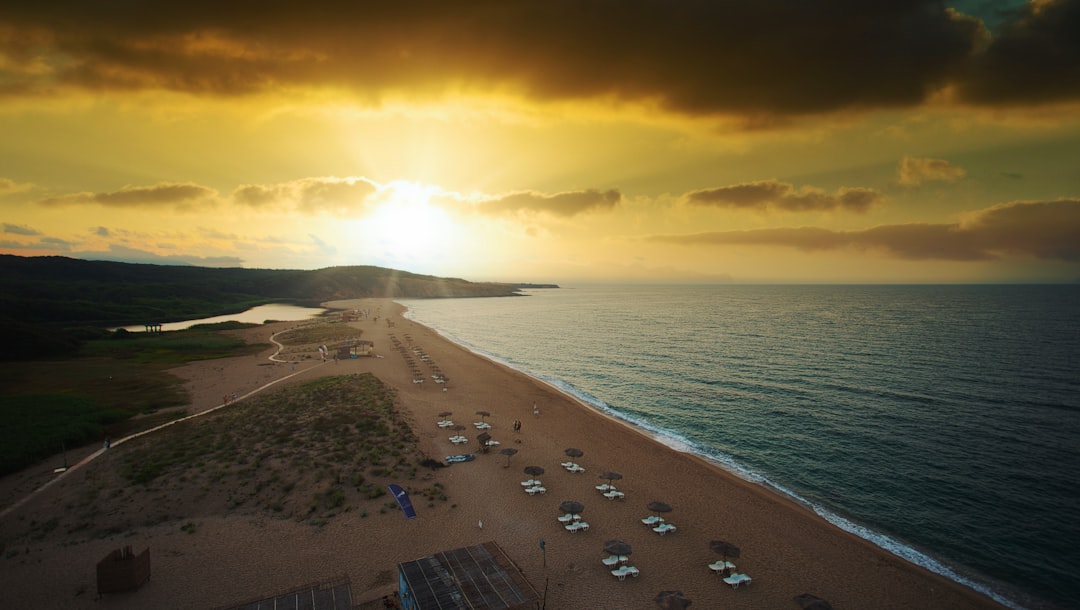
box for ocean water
[400,284,1080,610]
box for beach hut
[397,541,540,610]
[333,339,374,359]
[96,546,150,596]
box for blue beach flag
[387,484,417,519]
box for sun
[366,181,457,264]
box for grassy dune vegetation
[10,374,444,548]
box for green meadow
[0,322,263,477]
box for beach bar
[397,541,540,610]
[335,338,375,358]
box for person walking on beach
[533,402,539,417]
[513,420,521,433]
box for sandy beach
[0,298,1002,609]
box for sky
[1,0,1079,284]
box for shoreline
[401,301,1022,610]
[0,298,1006,609]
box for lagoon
[117,304,327,332]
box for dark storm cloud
[685,180,884,212]
[648,199,1080,261]
[955,0,1080,104]
[481,189,621,217]
[4,1,1071,117]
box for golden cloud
[2,222,41,236]
[480,189,621,217]
[37,183,218,209]
[685,180,884,212]
[233,177,379,215]
[648,198,1080,261]
[897,156,966,186]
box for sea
[399,284,1080,610]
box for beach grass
[79,323,263,364]
[275,323,358,346]
[24,373,442,542]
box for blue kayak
[445,454,476,464]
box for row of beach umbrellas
[437,409,492,420]
[441,415,775,610]
[437,414,833,610]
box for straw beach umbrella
[655,591,692,609]
[565,448,584,458]
[600,471,623,487]
[603,539,633,557]
[647,501,672,517]
[477,432,491,452]
[794,594,834,610]
[438,411,452,418]
[500,447,518,467]
[709,540,741,564]
[559,500,585,515]
[524,466,545,477]
[476,410,491,422]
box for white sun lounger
[641,515,663,526]
[603,490,625,500]
[653,522,676,535]
[724,573,752,588]
[611,565,639,580]
[709,560,736,574]
[601,555,621,567]
[564,521,589,532]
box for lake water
[400,284,1080,610]
[117,303,327,332]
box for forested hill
[0,255,548,349]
